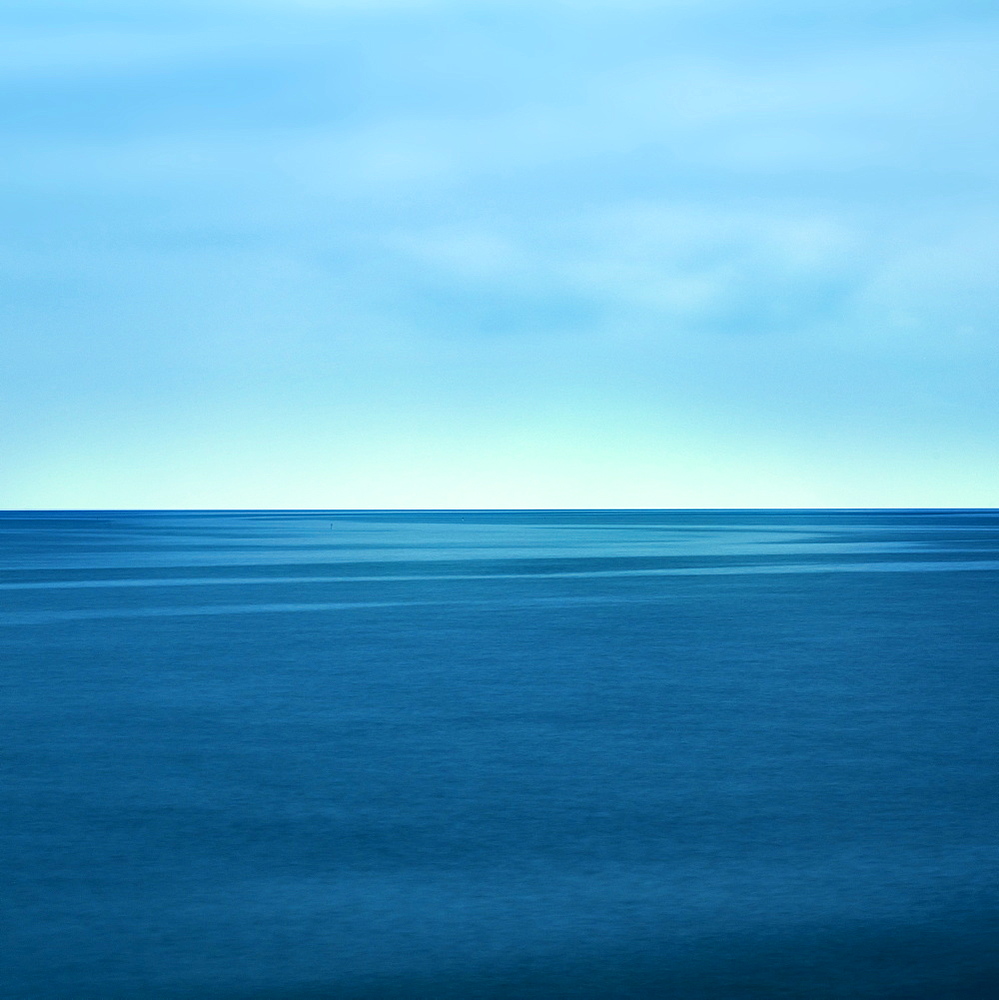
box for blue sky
[3,0,998,508]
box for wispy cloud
[2,0,997,505]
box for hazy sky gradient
[3,0,998,508]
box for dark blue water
[3,509,999,999]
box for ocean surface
[3,508,999,999]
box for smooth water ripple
[3,509,998,999]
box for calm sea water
[3,509,999,999]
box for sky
[2,0,998,509]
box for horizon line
[3,507,997,514]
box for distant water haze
[3,509,998,998]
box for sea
[2,509,998,999]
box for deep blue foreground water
[3,509,999,999]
